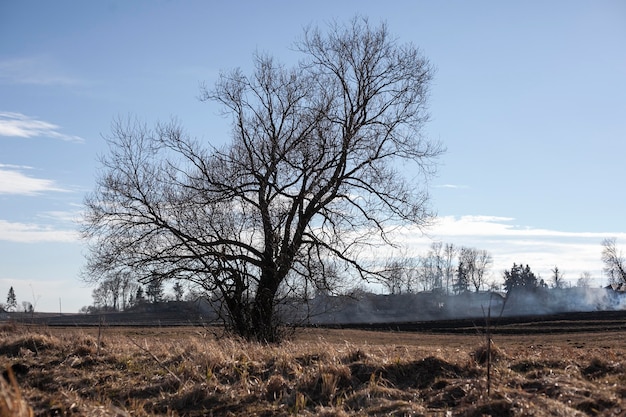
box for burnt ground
[324,309,626,335]
[10,304,626,333]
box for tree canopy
[503,263,542,293]
[82,18,442,342]
[6,286,17,312]
[602,238,626,284]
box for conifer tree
[6,286,17,312]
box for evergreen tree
[503,263,538,293]
[453,261,470,294]
[146,279,164,303]
[134,286,145,305]
[6,286,17,312]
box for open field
[2,314,626,416]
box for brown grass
[1,324,626,416]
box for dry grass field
[1,320,626,416]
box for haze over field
[1,1,625,312]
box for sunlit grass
[1,324,626,415]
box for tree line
[378,242,495,295]
[81,275,187,313]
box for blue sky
[1,1,625,312]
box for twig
[127,337,182,384]
[97,315,104,356]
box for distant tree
[81,18,441,342]
[428,242,445,290]
[577,271,592,288]
[21,301,34,313]
[453,261,470,294]
[134,286,146,305]
[417,242,448,292]
[503,263,539,293]
[459,247,493,292]
[379,255,419,295]
[442,243,457,295]
[146,279,164,303]
[6,287,17,312]
[91,285,114,311]
[173,281,185,301]
[87,270,139,311]
[551,266,565,289]
[602,238,626,284]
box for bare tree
[459,247,493,292]
[442,243,457,295]
[577,271,592,288]
[429,242,445,290]
[88,271,138,311]
[551,266,565,289]
[91,285,114,311]
[81,18,441,342]
[602,238,626,284]
[379,255,419,295]
[416,242,447,292]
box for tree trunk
[251,266,281,343]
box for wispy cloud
[432,215,622,240]
[0,165,68,195]
[37,209,81,224]
[0,112,84,143]
[0,56,83,86]
[0,219,78,243]
[436,184,469,189]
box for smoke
[301,287,626,325]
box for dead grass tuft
[0,332,60,357]
[471,342,506,365]
[581,356,622,380]
[0,368,34,417]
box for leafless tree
[551,266,565,289]
[429,242,445,290]
[81,18,441,342]
[459,247,493,292]
[88,270,137,311]
[576,271,592,288]
[379,254,419,295]
[602,238,626,284]
[442,243,457,294]
[415,242,446,292]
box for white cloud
[37,210,80,223]
[0,166,68,195]
[0,220,78,243]
[0,112,84,143]
[436,184,469,189]
[431,215,621,240]
[0,57,83,86]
